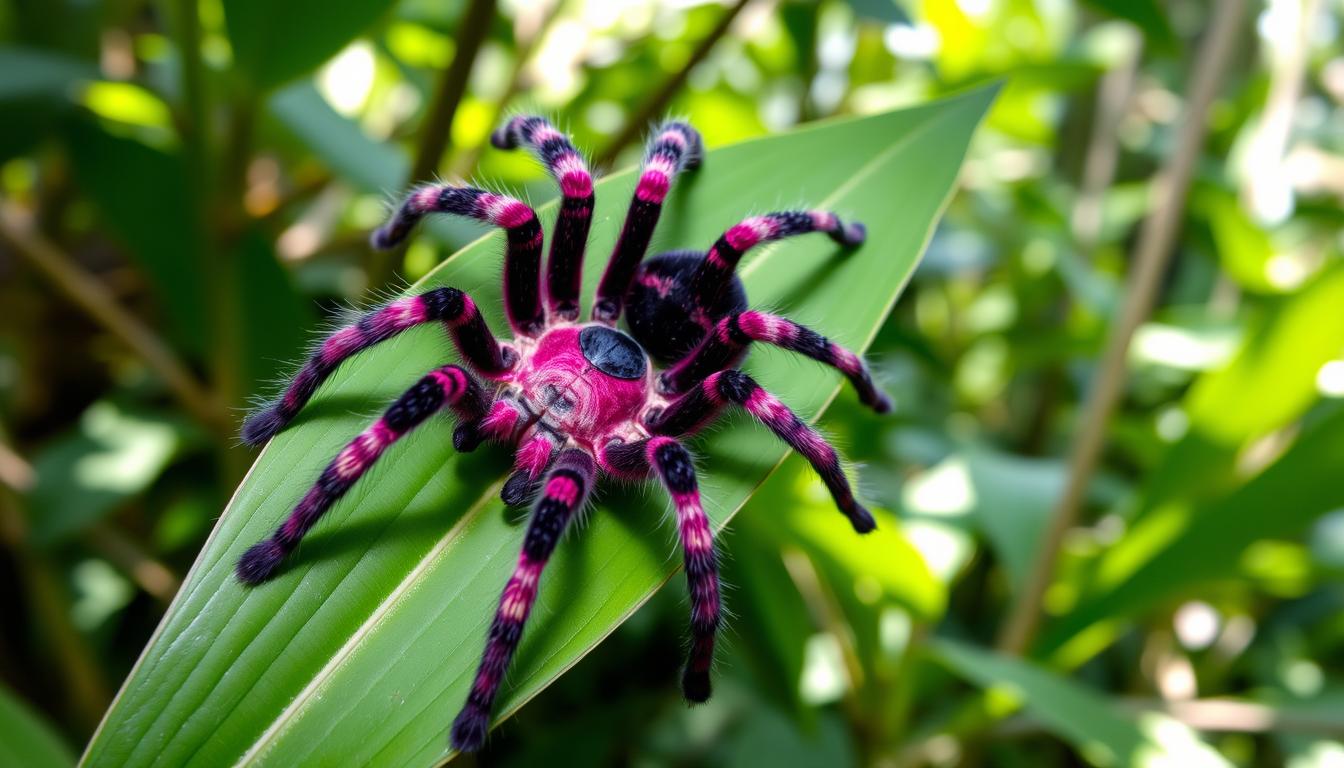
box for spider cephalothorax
[236,116,890,753]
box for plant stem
[592,0,753,169]
[996,0,1249,657]
[370,0,498,290]
[449,0,567,180]
[0,204,229,434]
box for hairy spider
[236,116,889,753]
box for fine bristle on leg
[660,310,892,413]
[451,449,596,753]
[601,436,721,703]
[651,370,875,533]
[236,365,487,584]
[240,287,508,446]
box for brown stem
[593,0,753,169]
[85,522,181,605]
[448,0,567,179]
[369,0,498,290]
[996,0,1249,656]
[0,204,229,434]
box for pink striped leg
[451,449,596,753]
[501,434,556,506]
[602,436,720,701]
[372,185,546,335]
[236,365,487,584]
[688,210,865,309]
[660,310,891,412]
[492,116,594,321]
[651,370,875,533]
[592,121,702,323]
[242,287,509,445]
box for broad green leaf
[0,684,76,768]
[934,639,1229,767]
[1080,0,1174,50]
[224,0,398,90]
[0,46,94,101]
[1044,402,1344,656]
[28,401,198,546]
[83,86,996,767]
[64,117,208,353]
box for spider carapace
[235,115,890,753]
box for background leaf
[0,683,77,768]
[82,86,996,766]
[224,0,400,90]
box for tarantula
[235,116,890,753]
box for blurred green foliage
[2,0,1343,766]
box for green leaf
[64,116,208,354]
[1044,401,1344,656]
[0,684,76,768]
[0,46,94,101]
[1080,0,1174,51]
[934,639,1229,767]
[27,400,198,546]
[84,86,996,767]
[224,0,398,90]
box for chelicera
[236,116,890,753]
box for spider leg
[501,434,555,506]
[451,449,596,753]
[651,369,875,533]
[492,116,594,321]
[241,287,510,445]
[603,436,720,703]
[592,121,703,323]
[236,365,488,584]
[688,210,865,310]
[372,185,545,335]
[660,310,891,412]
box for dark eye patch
[579,326,648,380]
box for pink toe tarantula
[237,116,890,753]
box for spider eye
[579,326,647,380]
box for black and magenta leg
[236,365,488,584]
[451,449,596,753]
[492,116,594,321]
[592,121,703,323]
[660,310,891,412]
[651,370,875,533]
[242,287,511,445]
[501,434,555,506]
[603,436,720,702]
[688,210,865,309]
[372,185,546,335]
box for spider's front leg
[236,365,488,584]
[651,369,875,533]
[242,287,510,445]
[659,310,891,412]
[451,448,596,753]
[373,184,546,336]
[592,121,703,323]
[602,435,720,702]
[492,116,594,321]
